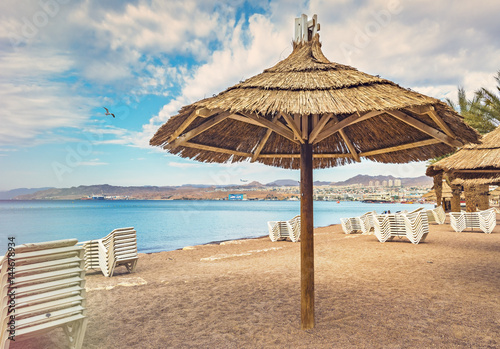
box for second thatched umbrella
[428,124,500,210]
[150,14,480,329]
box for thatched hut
[489,186,500,206]
[491,186,500,199]
[150,14,480,329]
[427,124,500,211]
[425,179,464,210]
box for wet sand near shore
[13,215,500,348]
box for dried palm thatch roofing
[427,124,500,185]
[150,34,480,169]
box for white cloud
[314,0,500,97]
[169,161,201,168]
[0,0,269,148]
[75,159,108,166]
[0,50,95,146]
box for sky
[1,0,499,191]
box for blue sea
[0,200,432,254]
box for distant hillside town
[0,175,433,202]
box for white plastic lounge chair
[449,212,466,232]
[402,211,430,244]
[340,211,375,234]
[79,227,138,277]
[372,213,393,243]
[450,208,496,234]
[479,208,497,233]
[268,215,301,242]
[408,207,425,214]
[0,239,88,349]
[372,210,428,244]
[426,206,446,224]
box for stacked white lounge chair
[372,207,428,244]
[372,214,393,243]
[79,227,138,277]
[449,208,496,234]
[268,215,301,242]
[426,205,446,224]
[403,210,430,244]
[0,239,88,349]
[340,211,375,234]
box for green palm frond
[474,70,500,127]
[431,70,500,164]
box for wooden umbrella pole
[300,141,314,329]
[434,173,443,209]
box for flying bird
[103,107,115,118]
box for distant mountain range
[330,175,432,187]
[250,175,431,187]
[7,184,177,200]
[2,174,432,200]
[0,187,54,200]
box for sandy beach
[13,215,500,348]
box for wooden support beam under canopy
[331,115,360,162]
[386,110,463,148]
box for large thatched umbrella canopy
[151,40,479,168]
[150,14,480,329]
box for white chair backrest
[1,239,87,348]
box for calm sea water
[0,200,432,254]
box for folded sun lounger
[268,215,301,242]
[340,211,376,234]
[449,208,496,234]
[79,227,138,277]
[0,239,88,349]
[372,209,429,244]
[426,205,446,224]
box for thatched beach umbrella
[491,186,500,199]
[150,14,480,329]
[428,124,500,210]
[490,186,500,205]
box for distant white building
[388,179,393,187]
[375,180,380,187]
[394,179,402,187]
[369,180,374,187]
[382,180,388,187]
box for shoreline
[145,234,271,254]
[146,224,340,255]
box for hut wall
[450,183,461,212]
[477,184,490,210]
[464,184,477,212]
